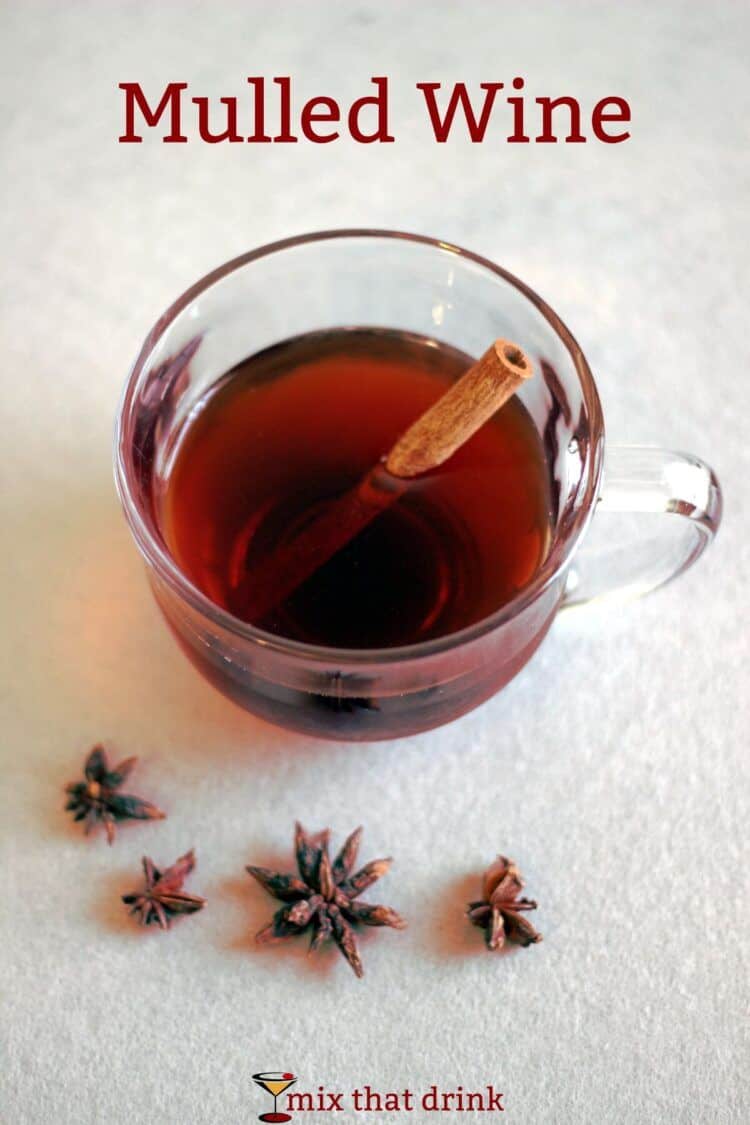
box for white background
[2,2,748,1122]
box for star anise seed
[122,849,206,930]
[247,823,406,978]
[467,855,542,951]
[64,745,166,844]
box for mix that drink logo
[252,1072,297,1122]
[250,1074,507,1116]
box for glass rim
[114,228,604,666]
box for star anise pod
[64,745,166,844]
[122,849,206,930]
[467,855,543,950]
[246,823,406,978]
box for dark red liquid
[159,329,552,650]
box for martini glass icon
[252,1072,297,1123]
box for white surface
[1,2,748,1123]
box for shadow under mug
[114,230,722,741]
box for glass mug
[114,230,722,740]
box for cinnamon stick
[386,339,532,477]
[231,339,533,623]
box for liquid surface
[160,328,553,649]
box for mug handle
[563,444,722,608]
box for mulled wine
[158,328,552,650]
